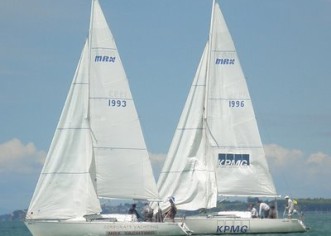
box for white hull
[175,215,307,234]
[25,220,190,236]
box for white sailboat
[156,0,307,234]
[25,1,190,235]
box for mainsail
[27,0,159,220]
[157,0,277,211]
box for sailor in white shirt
[258,201,270,219]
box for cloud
[307,152,329,165]
[264,144,331,197]
[264,144,303,168]
[0,139,46,214]
[0,138,45,174]
[305,152,331,177]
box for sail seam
[211,145,264,149]
[161,170,214,174]
[90,97,133,100]
[91,47,116,50]
[41,172,90,174]
[177,128,204,130]
[73,82,88,85]
[93,147,146,150]
[57,128,89,130]
[212,50,236,53]
[208,98,251,100]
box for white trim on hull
[25,220,190,236]
[175,216,307,234]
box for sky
[0,0,330,214]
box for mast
[87,0,99,199]
[203,0,216,120]
[202,0,217,207]
[87,0,95,124]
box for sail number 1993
[109,99,126,107]
[228,100,245,108]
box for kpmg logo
[218,153,250,167]
[215,58,235,65]
[95,55,116,63]
[216,225,248,233]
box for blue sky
[0,0,330,214]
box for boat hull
[175,216,307,234]
[25,220,189,236]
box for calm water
[0,212,330,236]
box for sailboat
[25,1,191,235]
[156,0,307,234]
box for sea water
[0,211,330,236]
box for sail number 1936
[229,100,244,108]
[109,99,126,107]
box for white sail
[157,0,277,211]
[27,0,158,220]
[87,0,159,201]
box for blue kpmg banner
[218,153,250,166]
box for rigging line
[205,119,220,147]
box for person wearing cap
[284,196,294,218]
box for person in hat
[284,195,295,218]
